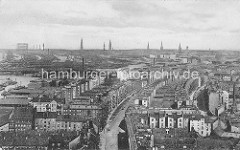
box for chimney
[147,42,150,50]
[43,43,45,51]
[82,58,85,70]
[103,42,105,51]
[80,38,83,50]
[178,43,182,52]
[233,83,236,107]
[160,41,163,50]
[109,40,112,50]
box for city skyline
[0,0,240,50]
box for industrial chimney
[82,58,85,70]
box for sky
[0,0,240,50]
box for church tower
[109,40,112,50]
[178,43,182,52]
[160,41,163,50]
[80,38,83,50]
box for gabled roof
[35,112,57,118]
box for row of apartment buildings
[0,80,143,133]
[132,109,217,137]
[0,106,95,133]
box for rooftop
[56,115,87,122]
[10,107,33,122]
[9,89,44,95]
[0,98,31,106]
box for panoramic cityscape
[1,0,240,150]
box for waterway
[0,75,39,98]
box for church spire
[109,40,112,50]
[178,43,182,52]
[80,38,83,50]
[160,41,163,50]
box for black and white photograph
[0,0,240,149]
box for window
[87,110,91,116]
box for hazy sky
[0,0,240,50]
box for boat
[13,86,26,90]
[1,90,8,96]
[8,80,18,85]
[6,78,17,85]
[0,84,6,87]
[0,78,18,86]
[0,87,5,91]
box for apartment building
[34,113,85,131]
[8,107,33,132]
[30,96,58,113]
[149,112,189,129]
[189,115,213,137]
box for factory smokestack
[82,58,85,70]
[109,40,112,50]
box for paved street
[100,90,139,150]
[100,79,166,150]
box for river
[0,75,39,98]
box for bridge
[0,68,40,75]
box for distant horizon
[0,47,240,52]
[0,0,240,50]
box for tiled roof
[9,89,44,94]
[35,112,57,118]
[0,131,49,146]
[56,115,87,122]
[153,128,190,140]
[10,107,33,122]
[31,95,52,102]
[0,98,31,105]
[0,113,11,126]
